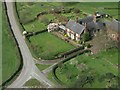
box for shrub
[73,8,80,13]
[85,43,91,48]
[19,10,35,24]
[62,8,71,13]
[82,32,90,42]
[64,34,68,37]
[27,2,35,6]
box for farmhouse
[66,19,85,41]
[47,12,107,41]
[106,19,120,41]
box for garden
[29,32,75,60]
[55,47,118,88]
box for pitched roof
[79,16,94,23]
[96,21,105,30]
[111,19,120,33]
[85,20,105,30]
[59,25,66,30]
[66,19,85,34]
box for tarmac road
[5,1,54,88]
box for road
[5,1,54,88]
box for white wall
[71,33,75,40]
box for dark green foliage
[73,8,80,13]
[82,32,90,42]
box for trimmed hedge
[26,29,47,37]
[52,49,90,86]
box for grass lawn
[47,71,59,85]
[16,2,118,22]
[23,14,55,32]
[24,78,44,88]
[36,64,50,71]
[55,47,118,88]
[29,32,75,60]
[0,3,2,86]
[24,20,46,32]
[2,6,20,83]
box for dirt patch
[88,30,116,54]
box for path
[5,1,54,88]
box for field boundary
[2,2,23,89]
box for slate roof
[66,19,85,35]
[79,15,106,30]
[111,19,120,33]
[79,16,94,24]
[96,21,105,30]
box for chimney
[65,19,69,24]
[76,17,79,23]
[93,13,96,23]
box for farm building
[47,23,59,32]
[47,13,107,41]
[66,19,85,41]
[106,19,120,41]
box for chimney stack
[93,13,96,23]
[76,17,79,23]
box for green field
[16,2,119,33]
[55,48,118,88]
[36,64,50,71]
[0,2,2,86]
[24,19,46,32]
[24,79,44,88]
[16,2,118,23]
[29,32,75,60]
[2,6,20,83]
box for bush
[62,8,71,13]
[73,8,80,13]
[85,43,91,48]
[82,32,90,42]
[27,2,35,6]
[50,7,62,14]
[19,10,35,24]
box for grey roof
[111,19,120,33]
[86,21,96,30]
[66,19,85,34]
[79,16,94,24]
[59,25,66,30]
[86,21,105,30]
[96,21,105,30]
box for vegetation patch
[36,64,50,71]
[24,19,46,32]
[29,32,75,60]
[2,5,20,84]
[55,48,118,88]
[16,2,118,23]
[24,79,44,88]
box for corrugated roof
[59,25,66,30]
[66,19,85,34]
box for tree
[82,32,90,42]
[73,8,80,13]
